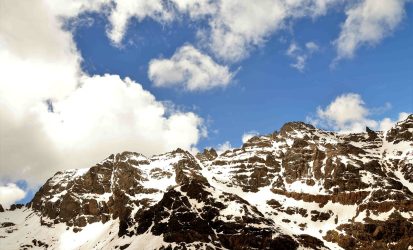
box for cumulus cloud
[148,45,234,91]
[242,131,259,143]
[286,41,319,71]
[308,93,409,133]
[0,0,206,187]
[335,0,407,60]
[0,184,26,208]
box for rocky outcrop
[271,189,370,206]
[9,204,23,211]
[196,148,218,161]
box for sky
[0,0,412,206]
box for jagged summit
[279,121,316,136]
[1,115,412,250]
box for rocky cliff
[1,115,412,250]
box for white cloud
[286,41,319,71]
[242,131,259,143]
[335,0,407,60]
[317,93,369,127]
[0,183,26,208]
[42,0,110,19]
[35,0,409,64]
[308,93,409,133]
[107,0,174,45]
[200,0,341,62]
[204,0,287,62]
[170,0,217,19]
[216,141,233,155]
[0,0,80,111]
[148,44,234,91]
[0,0,206,187]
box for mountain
[1,115,412,250]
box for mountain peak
[279,121,316,136]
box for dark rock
[366,127,378,140]
[310,210,332,222]
[1,222,15,227]
[133,180,314,249]
[198,148,218,160]
[325,211,413,249]
[296,234,327,250]
[9,204,23,211]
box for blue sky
[0,0,412,206]
[73,5,413,150]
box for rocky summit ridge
[1,115,413,250]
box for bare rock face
[0,204,4,212]
[366,126,378,140]
[324,211,413,249]
[5,114,410,250]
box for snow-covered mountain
[1,115,413,250]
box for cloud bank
[0,0,205,188]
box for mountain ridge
[1,115,412,249]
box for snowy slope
[1,115,412,249]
